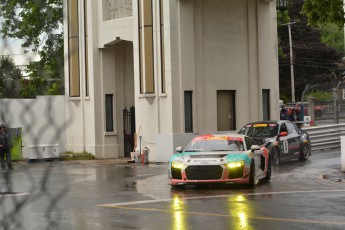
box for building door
[217,90,236,131]
[123,106,135,157]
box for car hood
[170,151,252,164]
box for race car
[168,134,271,188]
[238,120,311,166]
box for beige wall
[64,0,279,162]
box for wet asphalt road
[1,149,345,230]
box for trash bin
[8,128,22,161]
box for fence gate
[123,106,135,157]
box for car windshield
[184,136,244,152]
[240,123,278,138]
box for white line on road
[98,189,345,207]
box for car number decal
[279,141,289,154]
[283,141,288,153]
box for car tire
[171,184,185,189]
[248,160,255,188]
[263,156,271,181]
[299,144,310,161]
[271,147,280,166]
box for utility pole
[288,22,295,103]
[281,21,297,103]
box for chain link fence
[0,97,70,230]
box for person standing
[0,124,13,170]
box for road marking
[98,189,345,207]
[98,190,345,226]
[98,205,345,225]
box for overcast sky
[0,37,40,66]
[0,17,40,66]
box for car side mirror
[251,145,262,155]
[250,145,260,151]
[175,146,183,153]
[278,131,288,137]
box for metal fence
[303,123,345,151]
[312,98,345,126]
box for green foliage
[47,81,63,95]
[306,90,333,100]
[319,23,344,53]
[302,0,345,28]
[0,0,64,88]
[60,152,96,161]
[277,10,290,59]
[20,77,47,98]
[0,56,22,98]
[278,0,345,102]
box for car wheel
[248,160,255,188]
[271,148,280,166]
[171,184,185,189]
[299,144,310,161]
[263,156,271,181]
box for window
[184,91,193,133]
[84,0,89,96]
[68,0,80,97]
[105,94,114,132]
[285,122,297,134]
[159,0,165,93]
[245,137,254,151]
[262,89,270,120]
[138,0,154,94]
[279,124,288,133]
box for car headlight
[225,161,244,169]
[171,161,186,169]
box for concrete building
[64,0,279,162]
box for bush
[60,151,95,161]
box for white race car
[168,133,271,188]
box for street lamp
[276,0,287,10]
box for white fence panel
[0,96,66,159]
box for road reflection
[228,195,253,230]
[171,194,187,230]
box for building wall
[64,0,279,162]
[138,0,280,162]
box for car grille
[171,168,182,179]
[228,167,244,179]
[185,165,223,180]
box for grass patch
[60,151,95,161]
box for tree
[319,23,344,53]
[0,56,22,98]
[278,0,345,101]
[302,0,345,27]
[0,0,64,94]
[20,77,47,98]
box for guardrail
[302,124,345,151]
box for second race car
[238,120,311,166]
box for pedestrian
[280,105,289,120]
[289,108,299,121]
[0,124,13,170]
